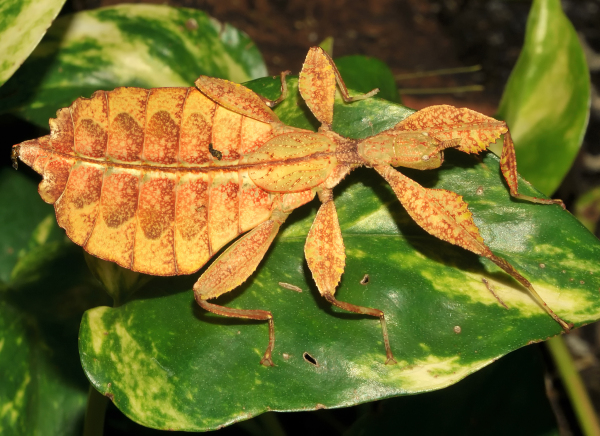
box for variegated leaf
[74,77,600,430]
[0,169,108,436]
[495,0,590,195]
[0,0,65,86]
[0,4,267,127]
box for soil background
[11,0,600,434]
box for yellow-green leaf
[495,0,590,195]
[0,0,65,86]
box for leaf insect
[12,47,570,366]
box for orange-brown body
[16,85,318,276]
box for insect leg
[375,164,572,331]
[304,188,397,364]
[299,47,379,129]
[195,75,281,125]
[500,131,565,208]
[193,209,290,366]
[262,70,291,108]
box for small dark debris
[209,143,223,160]
[303,352,318,366]
[360,274,370,285]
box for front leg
[299,46,379,129]
[500,131,564,207]
[392,105,564,207]
[194,209,289,366]
[304,188,397,364]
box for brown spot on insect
[454,326,462,334]
[580,280,585,285]
[278,282,302,292]
[360,274,370,285]
[303,352,318,366]
[209,143,223,160]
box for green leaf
[0,170,61,283]
[0,299,88,436]
[0,169,109,436]
[76,77,600,431]
[334,55,400,103]
[495,0,590,196]
[346,345,559,436]
[0,0,65,87]
[0,4,267,127]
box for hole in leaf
[303,352,318,366]
[360,274,370,285]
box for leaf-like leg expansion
[305,189,396,364]
[194,209,290,366]
[262,70,291,108]
[500,131,565,208]
[394,106,564,207]
[195,75,281,124]
[375,164,571,332]
[299,47,379,128]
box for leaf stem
[546,336,600,436]
[83,384,109,436]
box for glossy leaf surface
[495,0,590,195]
[0,4,267,127]
[76,77,600,430]
[0,0,65,86]
[0,169,108,436]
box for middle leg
[304,188,397,364]
[194,208,289,366]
